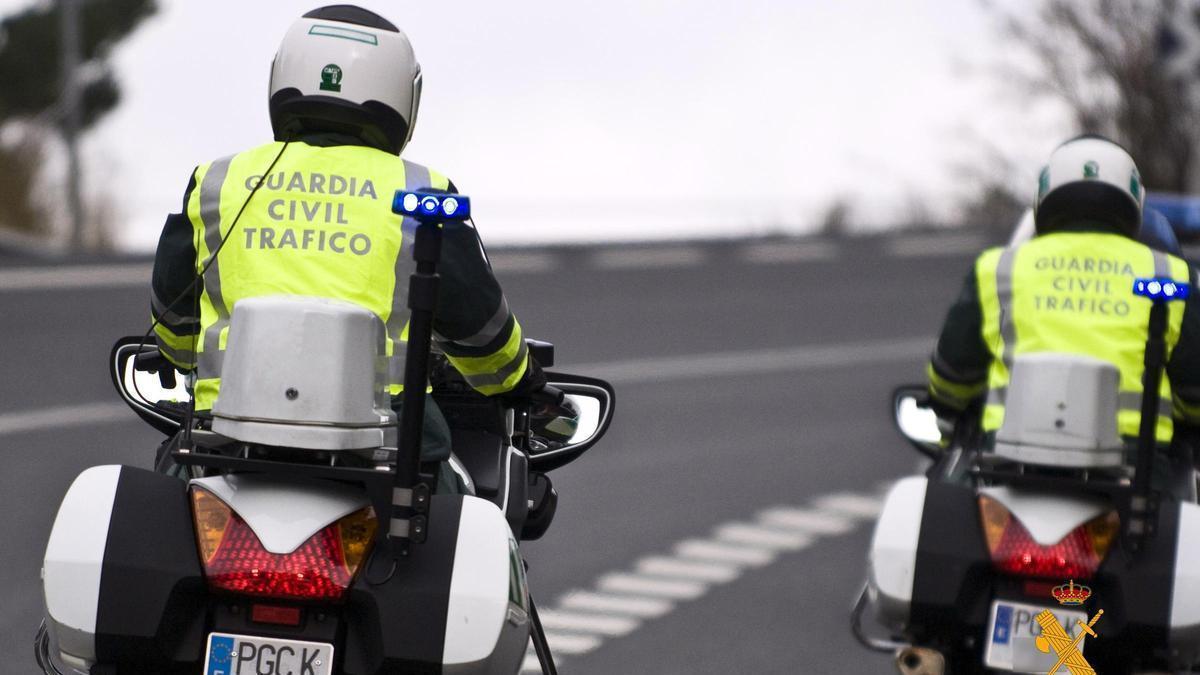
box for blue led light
[391,191,472,223]
[1133,277,1190,301]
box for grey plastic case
[211,296,397,450]
[993,353,1124,468]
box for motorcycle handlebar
[534,385,566,406]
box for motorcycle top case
[42,464,207,672]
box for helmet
[1034,134,1144,236]
[269,5,422,154]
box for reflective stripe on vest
[977,232,1188,443]
[188,142,449,409]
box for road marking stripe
[635,556,741,583]
[558,591,674,618]
[740,241,837,264]
[886,233,986,258]
[489,251,559,274]
[592,247,706,270]
[570,336,931,386]
[757,506,855,535]
[521,653,546,673]
[673,539,777,567]
[0,336,932,437]
[541,632,604,655]
[536,610,639,637]
[0,402,129,437]
[0,263,153,291]
[812,492,884,519]
[715,523,812,550]
[597,573,708,600]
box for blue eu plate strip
[992,605,1013,645]
[1133,277,1190,301]
[206,635,235,675]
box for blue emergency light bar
[392,191,472,222]
[1133,277,1190,301]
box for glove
[529,394,580,451]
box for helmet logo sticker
[1038,167,1050,199]
[1084,160,1099,179]
[1130,169,1142,200]
[320,64,343,92]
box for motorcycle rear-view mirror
[529,373,616,473]
[110,337,189,436]
[893,385,944,460]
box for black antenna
[1127,276,1189,551]
[377,190,470,563]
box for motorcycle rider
[148,5,573,487]
[928,134,1200,495]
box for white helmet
[269,6,422,154]
[1034,134,1144,236]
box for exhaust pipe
[894,646,945,675]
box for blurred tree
[817,197,853,238]
[984,0,1198,193]
[0,0,156,243]
[0,129,49,237]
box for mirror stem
[180,371,196,452]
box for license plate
[984,600,1088,673]
[203,632,334,675]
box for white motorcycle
[36,191,614,675]
[853,278,1200,673]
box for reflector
[977,496,1118,580]
[192,488,232,564]
[190,486,377,601]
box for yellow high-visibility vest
[161,141,450,410]
[975,231,1188,443]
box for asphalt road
[0,233,988,673]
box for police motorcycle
[35,191,615,675]
[852,276,1200,674]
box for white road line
[597,573,708,600]
[0,263,153,291]
[558,591,674,618]
[536,610,640,637]
[489,251,559,274]
[886,233,986,258]
[571,336,932,386]
[757,506,855,536]
[542,632,604,655]
[0,336,932,437]
[525,488,884,671]
[521,653,546,673]
[0,402,129,437]
[812,492,884,519]
[636,556,741,583]
[715,523,812,550]
[740,241,837,264]
[674,539,777,567]
[592,246,706,270]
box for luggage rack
[971,453,1135,499]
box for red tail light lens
[978,495,1118,580]
[190,487,377,601]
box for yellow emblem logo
[1033,608,1103,675]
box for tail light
[978,495,1119,579]
[191,487,378,601]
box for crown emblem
[1052,580,1092,606]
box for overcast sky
[7,0,1069,249]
